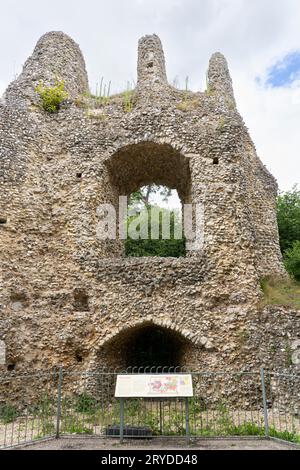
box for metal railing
[0,367,299,448]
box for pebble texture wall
[0,32,298,380]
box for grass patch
[269,427,300,444]
[176,97,199,112]
[260,276,300,309]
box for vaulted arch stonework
[93,321,201,370]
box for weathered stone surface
[0,32,297,384]
[0,340,5,365]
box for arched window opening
[106,142,191,258]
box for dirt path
[16,437,299,451]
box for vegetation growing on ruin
[35,79,68,113]
[260,277,300,309]
[80,79,135,113]
[176,96,199,111]
[123,88,134,113]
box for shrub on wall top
[35,79,68,113]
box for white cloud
[0,0,299,190]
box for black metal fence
[0,367,299,448]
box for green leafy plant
[277,185,300,253]
[125,188,186,258]
[61,420,93,435]
[35,79,68,113]
[75,393,97,414]
[284,241,300,281]
[0,404,18,424]
[269,426,300,443]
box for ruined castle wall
[0,31,292,380]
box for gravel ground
[15,437,299,451]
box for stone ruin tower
[1,31,296,377]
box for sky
[0,0,299,194]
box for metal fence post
[185,397,190,445]
[260,367,269,438]
[56,367,63,439]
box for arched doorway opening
[99,322,192,370]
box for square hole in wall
[73,289,89,311]
[76,173,83,179]
[0,217,7,225]
[213,158,219,165]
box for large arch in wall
[102,141,192,257]
[91,320,202,370]
[105,141,191,204]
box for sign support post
[120,398,125,444]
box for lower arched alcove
[98,322,195,370]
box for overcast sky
[0,0,299,192]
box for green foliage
[125,185,186,258]
[125,207,186,258]
[284,241,300,281]
[75,393,97,414]
[129,185,172,208]
[277,186,300,253]
[35,79,68,113]
[61,420,93,435]
[0,404,18,424]
[260,276,300,309]
[269,427,300,443]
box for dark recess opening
[7,363,16,371]
[129,327,181,367]
[76,173,83,179]
[73,289,89,312]
[213,157,219,165]
[0,217,7,224]
[103,324,188,369]
[75,352,83,363]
